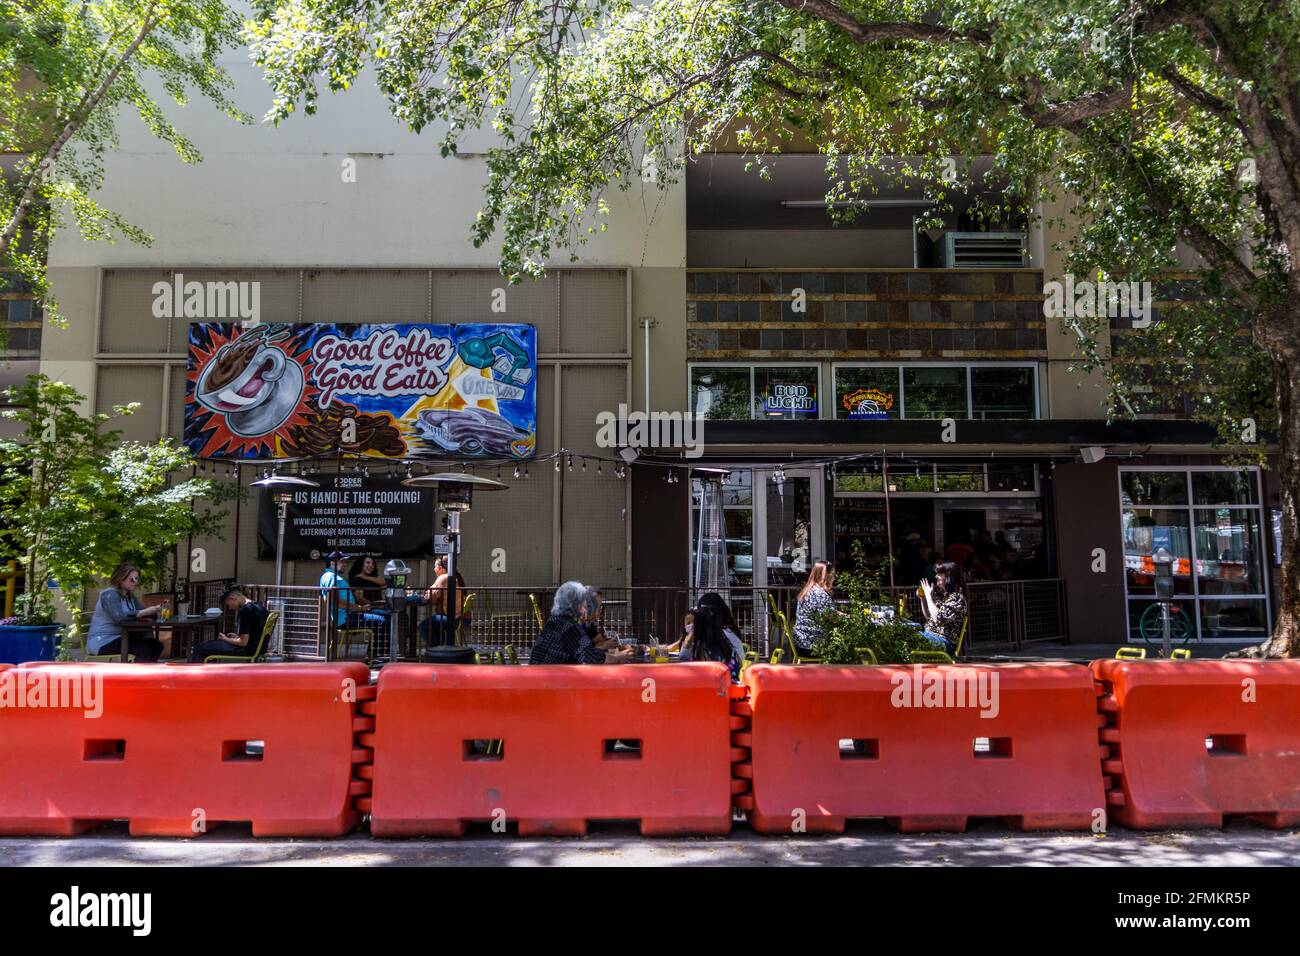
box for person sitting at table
[694,592,747,665]
[792,560,841,654]
[678,603,743,679]
[420,556,469,646]
[319,551,376,629]
[528,581,633,665]
[190,586,269,661]
[348,555,387,605]
[86,563,167,662]
[919,561,967,654]
[583,587,621,649]
[659,610,693,654]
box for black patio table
[120,614,223,663]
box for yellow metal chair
[505,645,519,665]
[1170,647,1192,660]
[1115,646,1148,659]
[769,647,785,664]
[205,611,280,663]
[952,616,969,659]
[453,592,476,645]
[528,593,545,631]
[66,611,133,662]
[856,647,879,665]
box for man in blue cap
[319,551,370,628]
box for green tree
[247,0,1300,656]
[0,0,248,325]
[0,375,236,622]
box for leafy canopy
[246,0,1295,437]
[1,0,249,320]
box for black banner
[257,473,435,560]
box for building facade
[22,49,1281,649]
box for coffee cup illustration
[195,333,305,437]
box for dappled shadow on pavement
[0,818,1297,867]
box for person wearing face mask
[660,610,694,654]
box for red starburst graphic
[186,325,320,459]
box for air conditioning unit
[935,231,1028,268]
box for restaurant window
[971,367,1036,419]
[833,364,1038,420]
[903,366,967,419]
[690,471,754,587]
[690,364,820,420]
[1120,468,1270,641]
[834,367,901,420]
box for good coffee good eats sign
[186,322,538,460]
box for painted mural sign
[186,323,537,460]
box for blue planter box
[0,624,62,664]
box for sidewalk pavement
[2,820,1297,866]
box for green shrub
[809,540,935,664]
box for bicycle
[1138,601,1193,646]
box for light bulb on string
[514,465,521,479]
[567,455,573,471]
[555,458,561,473]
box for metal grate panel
[301,268,428,324]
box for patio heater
[1152,546,1175,658]
[401,472,507,663]
[250,472,319,659]
[692,468,731,601]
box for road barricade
[1093,658,1300,829]
[0,662,371,837]
[368,663,734,836]
[741,663,1106,833]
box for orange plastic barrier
[0,662,371,836]
[741,663,1106,833]
[1093,658,1300,829]
[368,663,734,836]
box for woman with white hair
[528,581,634,665]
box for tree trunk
[1227,351,1300,658]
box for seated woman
[348,555,387,606]
[660,610,693,654]
[679,603,742,680]
[86,564,166,662]
[792,560,840,655]
[528,581,633,665]
[919,561,967,654]
[694,592,746,665]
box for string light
[555,458,561,473]
[514,465,521,479]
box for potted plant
[812,541,936,665]
[0,375,237,657]
[0,590,62,664]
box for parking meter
[1152,547,1174,657]
[1152,548,1174,600]
[384,559,411,662]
